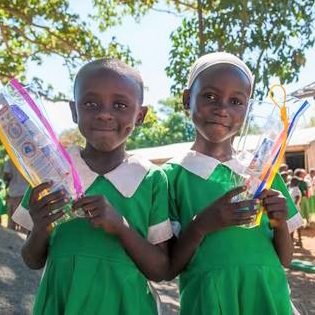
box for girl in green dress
[163,52,303,315]
[14,59,172,315]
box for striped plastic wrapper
[0,79,84,226]
[232,86,310,228]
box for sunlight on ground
[0,265,16,283]
[0,215,8,228]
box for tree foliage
[93,0,315,97]
[165,0,315,97]
[0,0,135,93]
[59,128,85,147]
[91,0,157,29]
[127,102,195,149]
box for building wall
[306,141,315,171]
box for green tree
[91,0,158,29]
[127,102,195,149]
[158,95,195,142]
[127,106,169,149]
[59,128,85,147]
[96,1,315,98]
[165,1,315,97]
[0,0,136,99]
[0,0,138,168]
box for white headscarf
[187,52,254,95]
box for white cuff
[147,219,173,245]
[287,212,304,234]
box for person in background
[287,169,293,183]
[3,159,28,230]
[279,163,289,173]
[309,168,315,188]
[294,168,311,225]
[306,168,315,222]
[305,168,315,195]
[289,176,303,247]
[280,171,289,186]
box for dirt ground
[0,225,314,315]
[286,226,315,315]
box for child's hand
[29,182,67,235]
[259,189,288,229]
[195,186,258,236]
[72,196,124,235]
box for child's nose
[96,107,114,120]
[213,100,229,116]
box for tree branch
[30,22,88,58]
[151,6,184,17]
[197,0,205,55]
[169,0,198,11]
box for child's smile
[72,69,146,152]
[186,64,251,144]
[205,119,231,130]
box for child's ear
[135,106,148,126]
[183,89,191,116]
[69,101,78,124]
[183,89,191,110]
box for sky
[24,2,315,134]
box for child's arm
[72,196,169,282]
[165,186,258,280]
[114,223,169,282]
[259,189,293,268]
[21,182,67,269]
[294,195,301,206]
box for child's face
[184,65,251,144]
[71,70,147,152]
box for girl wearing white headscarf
[163,52,300,315]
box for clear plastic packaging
[0,80,83,226]
[232,89,310,228]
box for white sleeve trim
[147,219,173,245]
[171,220,181,238]
[12,204,33,231]
[287,212,304,233]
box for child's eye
[205,93,216,101]
[113,102,127,110]
[231,98,243,106]
[83,102,100,109]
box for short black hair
[73,58,144,104]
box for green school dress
[163,150,303,315]
[14,147,172,315]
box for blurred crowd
[0,159,28,232]
[280,164,315,247]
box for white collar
[168,150,246,179]
[68,146,152,197]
